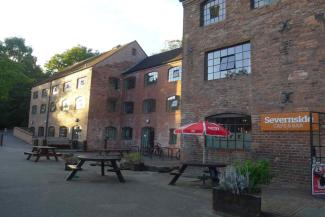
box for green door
[141,127,155,154]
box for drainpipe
[44,81,52,145]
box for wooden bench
[169,161,227,186]
[24,151,38,160]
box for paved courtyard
[0,132,324,217]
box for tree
[161,40,182,52]
[45,45,99,74]
[0,37,45,129]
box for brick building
[179,0,325,184]
[28,41,147,148]
[29,41,182,152]
[87,48,182,151]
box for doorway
[141,127,155,155]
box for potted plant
[122,152,146,171]
[213,160,272,217]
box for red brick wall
[121,61,182,148]
[181,0,325,184]
[87,60,182,150]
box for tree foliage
[45,45,99,74]
[0,37,45,129]
[161,40,182,52]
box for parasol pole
[203,120,206,164]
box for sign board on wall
[312,164,325,196]
[260,112,319,131]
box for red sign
[312,164,325,195]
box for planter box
[213,188,261,217]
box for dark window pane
[59,127,68,137]
[105,127,117,141]
[206,114,251,150]
[123,102,134,114]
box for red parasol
[174,121,231,163]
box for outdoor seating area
[24,145,61,162]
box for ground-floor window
[105,127,117,141]
[121,127,133,140]
[206,113,251,150]
[169,129,177,145]
[59,126,68,137]
[48,126,55,137]
[38,127,44,137]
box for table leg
[169,164,187,185]
[101,161,105,176]
[111,160,125,183]
[35,149,41,162]
[46,149,50,160]
[52,149,58,161]
[66,160,85,181]
[208,167,219,186]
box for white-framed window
[63,81,72,92]
[168,66,182,82]
[144,72,158,86]
[52,85,59,95]
[202,0,226,26]
[75,97,85,110]
[252,0,274,9]
[206,42,251,81]
[77,77,86,89]
[167,95,181,112]
[62,99,69,111]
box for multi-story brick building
[29,41,183,152]
[28,41,147,148]
[179,0,325,185]
[86,48,182,151]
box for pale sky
[0,0,183,67]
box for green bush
[125,152,142,163]
[235,160,272,193]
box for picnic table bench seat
[169,161,227,185]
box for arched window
[123,102,134,114]
[59,126,68,138]
[38,127,44,137]
[168,66,182,82]
[206,113,251,150]
[124,77,136,89]
[166,95,181,112]
[105,127,117,141]
[143,99,156,113]
[144,72,158,86]
[49,102,56,112]
[75,97,85,110]
[48,126,55,137]
[121,127,133,140]
[109,77,120,90]
[201,0,226,26]
[61,99,69,111]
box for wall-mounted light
[146,119,150,124]
[76,118,80,123]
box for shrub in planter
[213,160,271,217]
[121,152,146,171]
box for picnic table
[24,146,61,162]
[98,148,132,156]
[66,154,125,183]
[169,161,227,185]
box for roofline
[123,48,182,75]
[123,58,182,76]
[32,41,140,87]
